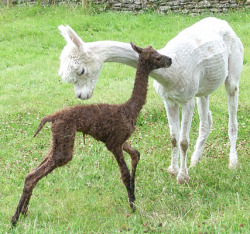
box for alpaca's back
[164,17,243,57]
[157,17,243,99]
[46,104,135,145]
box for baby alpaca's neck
[124,59,151,119]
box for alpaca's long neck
[87,41,139,67]
[123,59,150,118]
[87,41,171,86]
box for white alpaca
[58,17,244,184]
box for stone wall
[3,0,249,13]
[92,0,249,14]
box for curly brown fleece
[11,43,172,225]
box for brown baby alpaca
[11,42,172,225]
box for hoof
[189,159,199,168]
[228,161,238,169]
[177,172,190,184]
[167,165,179,177]
[21,206,28,215]
[11,217,17,227]
[130,202,136,212]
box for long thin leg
[190,96,212,167]
[225,79,240,169]
[123,142,140,204]
[108,145,134,209]
[177,99,195,184]
[164,101,180,176]
[224,42,243,169]
[12,120,76,225]
[11,157,57,225]
[21,152,53,215]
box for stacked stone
[92,0,247,14]
[3,0,248,12]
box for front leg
[177,99,195,184]
[123,142,140,206]
[190,96,212,167]
[164,101,180,176]
[107,145,134,209]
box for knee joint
[121,172,131,184]
[135,150,140,161]
[24,174,34,191]
[171,137,177,148]
[180,140,189,152]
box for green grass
[0,5,249,233]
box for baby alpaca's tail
[34,115,55,137]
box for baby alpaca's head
[130,42,172,71]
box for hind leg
[11,155,57,225]
[123,142,140,207]
[225,42,243,169]
[190,96,212,167]
[225,78,240,169]
[12,120,76,225]
[20,152,52,215]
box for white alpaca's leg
[225,79,239,169]
[224,42,243,169]
[190,96,212,167]
[177,99,195,184]
[164,101,180,176]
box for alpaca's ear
[130,42,143,54]
[58,25,85,50]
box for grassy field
[0,5,249,233]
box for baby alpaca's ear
[58,25,85,50]
[130,42,143,54]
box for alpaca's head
[130,42,172,71]
[58,25,102,100]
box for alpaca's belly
[87,116,135,145]
[196,54,228,96]
[153,54,228,103]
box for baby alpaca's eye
[79,68,85,76]
[156,56,161,61]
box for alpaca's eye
[79,68,85,76]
